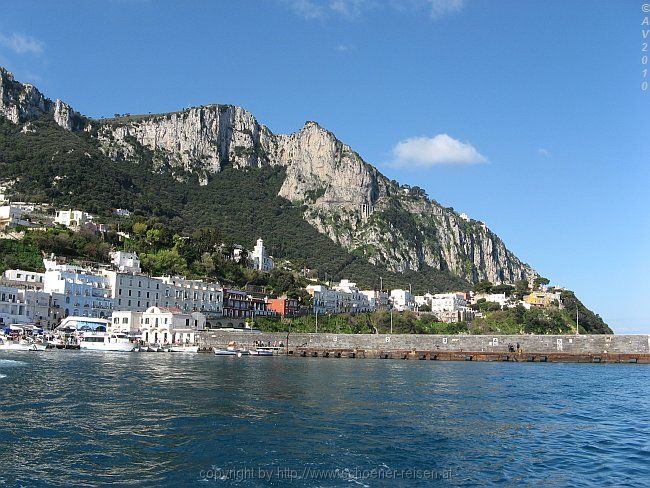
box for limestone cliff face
[0,66,537,284]
[0,68,83,131]
[96,110,536,283]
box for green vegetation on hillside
[254,311,468,335]
[0,117,469,293]
[471,302,612,335]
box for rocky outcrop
[0,66,538,284]
[0,67,83,131]
[96,110,536,283]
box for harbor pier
[198,331,650,364]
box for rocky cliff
[0,67,537,284]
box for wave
[0,359,27,367]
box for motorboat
[213,347,238,356]
[249,348,274,356]
[78,332,135,352]
[169,345,199,353]
[0,337,46,351]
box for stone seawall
[198,331,650,362]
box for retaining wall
[198,331,650,355]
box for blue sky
[1,1,648,332]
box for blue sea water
[0,352,649,487]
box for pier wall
[198,331,650,356]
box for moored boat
[249,348,274,356]
[78,332,136,352]
[169,345,199,353]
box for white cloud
[335,43,354,51]
[427,0,464,19]
[281,0,465,20]
[330,0,372,18]
[283,0,325,19]
[390,134,487,167]
[538,148,549,157]
[0,32,44,55]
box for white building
[2,269,45,289]
[360,290,390,311]
[0,205,31,229]
[54,209,90,228]
[110,251,141,273]
[156,276,223,314]
[472,293,509,308]
[0,285,50,327]
[110,310,143,334]
[104,272,223,315]
[139,306,205,345]
[250,238,274,272]
[390,289,416,312]
[42,259,113,319]
[332,279,373,313]
[307,280,374,315]
[307,284,343,315]
[114,208,131,217]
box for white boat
[0,337,46,351]
[78,332,135,352]
[169,345,199,353]
[213,347,237,356]
[249,348,274,356]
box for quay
[198,331,650,364]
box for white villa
[139,306,205,345]
[390,289,416,312]
[250,238,274,272]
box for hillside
[0,116,468,293]
[1,67,536,289]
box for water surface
[0,352,648,486]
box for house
[222,289,254,319]
[0,285,51,327]
[54,209,90,228]
[110,310,143,334]
[472,293,510,308]
[0,205,31,229]
[360,290,390,311]
[250,238,274,272]
[103,271,223,314]
[110,251,141,273]
[2,269,45,290]
[307,280,373,315]
[266,295,299,317]
[331,279,373,313]
[390,289,416,312]
[139,306,205,345]
[524,291,561,308]
[42,258,113,319]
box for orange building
[266,296,298,317]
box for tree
[514,279,529,299]
[491,284,515,296]
[418,303,431,312]
[473,280,493,294]
[533,277,550,290]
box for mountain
[1,67,536,289]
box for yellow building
[523,292,560,307]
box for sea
[0,352,649,487]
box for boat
[213,341,250,357]
[213,347,237,356]
[169,345,199,353]
[0,337,45,351]
[249,348,274,356]
[78,332,136,352]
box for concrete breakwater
[198,331,650,363]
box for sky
[1,0,648,333]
